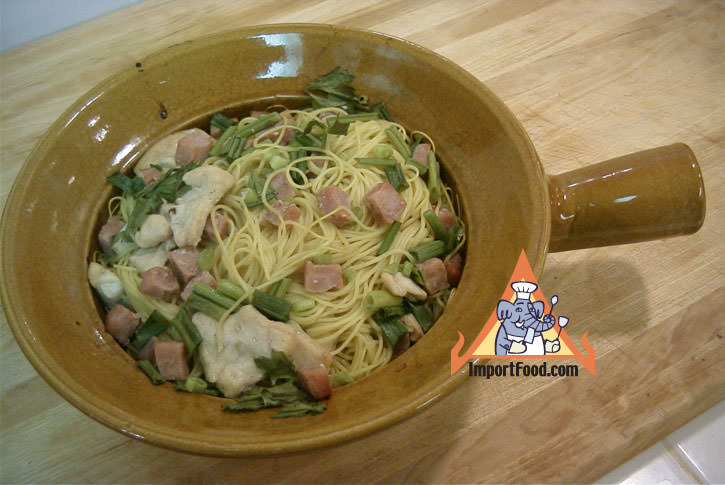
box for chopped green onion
[372,313,409,347]
[343,269,356,284]
[374,305,407,321]
[185,292,228,321]
[384,126,411,158]
[377,220,401,255]
[170,308,202,354]
[401,261,414,278]
[209,125,236,157]
[216,279,248,301]
[137,360,165,385]
[406,157,428,175]
[384,163,409,192]
[363,290,402,312]
[252,289,291,322]
[373,144,393,159]
[291,298,316,312]
[423,210,452,243]
[410,265,426,287]
[245,190,277,208]
[410,240,446,263]
[427,150,441,203]
[269,278,291,299]
[409,133,423,152]
[210,113,234,131]
[405,300,435,332]
[311,251,332,264]
[197,247,215,271]
[175,376,220,395]
[355,157,396,167]
[331,370,354,387]
[127,311,169,356]
[193,281,237,309]
[269,155,289,170]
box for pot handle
[548,143,705,252]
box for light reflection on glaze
[94,126,109,143]
[111,137,142,167]
[252,34,302,79]
[63,92,105,128]
[613,195,637,203]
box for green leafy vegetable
[127,311,169,356]
[137,360,165,385]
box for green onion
[331,370,354,387]
[210,113,234,131]
[405,300,435,332]
[410,240,446,262]
[427,150,441,203]
[252,289,291,322]
[269,155,289,170]
[245,190,277,208]
[175,376,220,395]
[374,305,407,321]
[216,279,248,301]
[333,113,380,124]
[409,133,423,153]
[269,278,291,299]
[384,126,411,158]
[384,163,409,192]
[377,221,401,255]
[291,298,316,312]
[401,261,414,278]
[311,251,332,264]
[209,125,236,157]
[127,311,169,356]
[185,292,228,321]
[197,247,215,271]
[363,290,402,312]
[406,158,428,175]
[343,269,356,284]
[410,265,426,287]
[372,313,409,347]
[170,308,202,354]
[193,281,237,309]
[355,157,397,167]
[373,144,393,159]
[137,360,165,385]
[423,210,452,243]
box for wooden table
[1,1,723,483]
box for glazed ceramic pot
[0,24,705,456]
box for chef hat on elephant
[511,281,538,300]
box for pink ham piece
[140,266,180,302]
[181,270,216,301]
[415,257,450,295]
[297,363,331,399]
[317,186,354,227]
[437,208,457,230]
[98,216,124,254]
[304,260,343,293]
[168,247,199,284]
[445,253,463,286]
[139,167,162,185]
[137,336,158,363]
[154,341,189,380]
[269,172,296,200]
[412,142,431,165]
[364,182,406,225]
[105,304,140,346]
[262,200,301,227]
[203,211,230,242]
[175,131,215,166]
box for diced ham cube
[181,270,216,301]
[137,336,158,363]
[364,182,406,225]
[140,266,180,302]
[445,253,463,286]
[304,260,343,293]
[139,167,162,185]
[168,247,199,284]
[104,304,140,346]
[262,200,301,227]
[317,186,354,227]
[415,257,450,295]
[203,211,230,242]
[154,341,189,380]
[297,363,331,399]
[437,208,457,230]
[175,131,215,166]
[412,143,431,165]
[98,216,124,254]
[392,332,411,358]
[269,172,296,200]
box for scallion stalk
[291,298,316,312]
[185,292,228,321]
[363,290,402,312]
[127,311,169,356]
[377,221,401,255]
[410,240,446,262]
[216,279,248,301]
[137,360,165,384]
[384,126,411,158]
[252,289,291,322]
[384,163,409,192]
[427,150,441,203]
[355,157,397,167]
[423,210,452,243]
[269,278,291,299]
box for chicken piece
[415,257,449,295]
[128,242,171,273]
[192,307,332,398]
[401,313,424,342]
[105,304,140,346]
[134,128,208,176]
[88,262,125,306]
[304,260,343,293]
[381,272,427,301]
[317,186,354,227]
[154,341,189,380]
[139,266,179,302]
[364,182,406,225]
[134,214,172,248]
[168,165,235,247]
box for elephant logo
[450,249,595,375]
[495,281,566,356]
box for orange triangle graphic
[450,249,595,375]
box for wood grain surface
[1,1,723,483]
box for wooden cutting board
[1,1,723,482]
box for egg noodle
[101,106,462,380]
